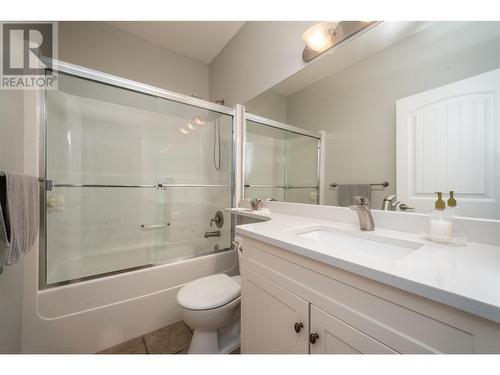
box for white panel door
[241,269,309,354]
[396,69,500,219]
[309,305,397,354]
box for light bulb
[302,22,337,52]
[187,123,195,130]
[193,117,206,125]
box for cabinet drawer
[244,241,476,353]
[310,305,397,354]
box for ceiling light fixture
[302,21,379,63]
[302,22,338,52]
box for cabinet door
[241,269,309,353]
[310,305,397,354]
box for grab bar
[204,230,221,238]
[140,223,170,229]
[245,184,319,189]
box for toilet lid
[177,274,241,310]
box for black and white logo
[1,22,57,89]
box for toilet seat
[177,274,241,311]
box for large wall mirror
[244,21,500,221]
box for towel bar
[329,181,389,188]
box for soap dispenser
[447,191,460,216]
[428,192,453,242]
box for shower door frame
[39,60,237,290]
[242,111,322,204]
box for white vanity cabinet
[242,268,309,353]
[309,305,396,354]
[239,236,500,354]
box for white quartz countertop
[235,212,500,324]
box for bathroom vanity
[236,212,500,354]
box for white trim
[234,104,245,206]
[50,59,235,116]
[245,112,321,139]
[318,130,326,205]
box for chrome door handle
[140,223,170,229]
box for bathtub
[21,240,238,353]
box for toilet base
[188,316,240,354]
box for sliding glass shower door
[244,118,320,204]
[43,71,234,287]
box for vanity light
[187,122,195,130]
[302,21,379,63]
[302,22,338,52]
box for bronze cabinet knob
[294,322,304,333]
[309,332,320,344]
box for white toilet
[177,273,241,354]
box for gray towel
[0,172,39,267]
[338,184,370,207]
[0,204,8,270]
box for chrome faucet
[381,194,400,211]
[350,196,375,231]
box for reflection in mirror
[244,118,320,204]
[245,21,500,220]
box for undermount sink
[292,225,423,261]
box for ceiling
[106,21,245,64]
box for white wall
[0,90,25,353]
[286,22,500,208]
[245,90,287,122]
[209,21,315,106]
[59,22,210,99]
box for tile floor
[98,320,240,354]
[99,321,193,354]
